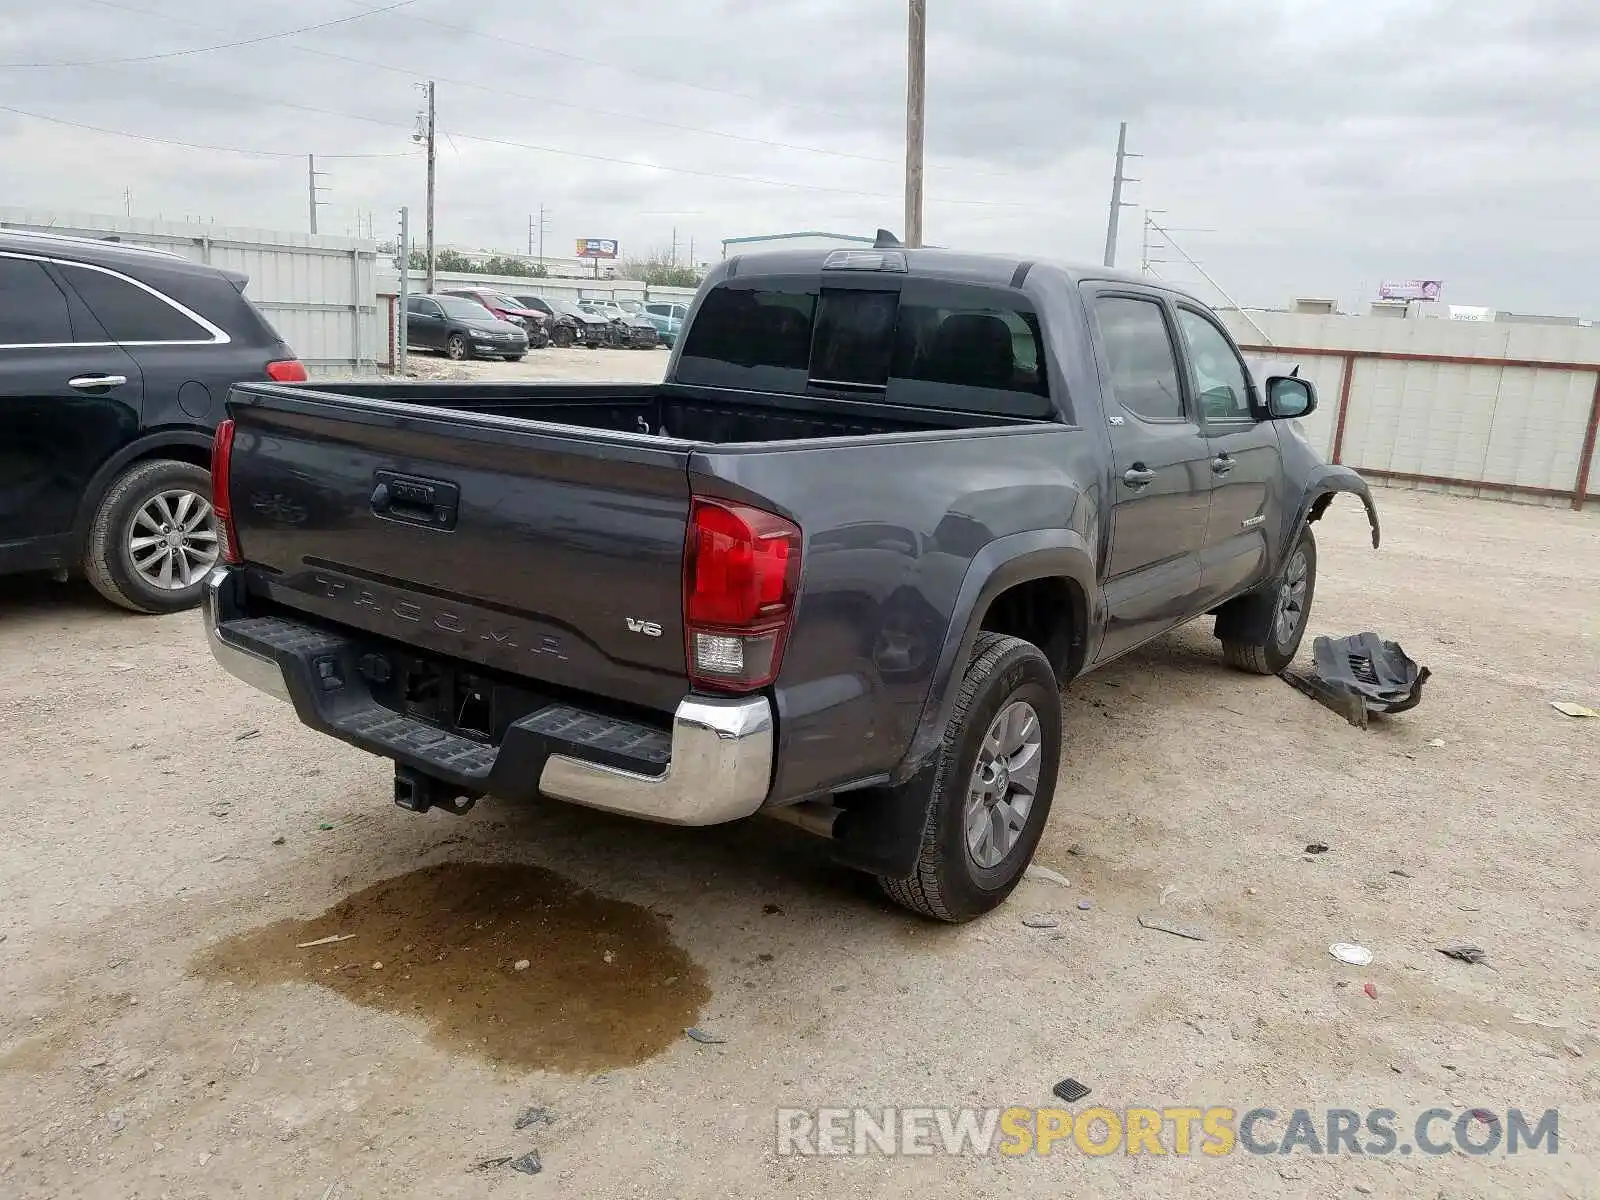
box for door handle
[67,374,128,391]
[1122,466,1156,488]
[1211,454,1235,475]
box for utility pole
[418,80,437,293]
[307,154,329,235]
[122,187,132,217]
[670,226,679,266]
[527,214,535,256]
[536,204,549,264]
[688,235,695,271]
[1102,122,1139,268]
[904,0,926,247]
[397,206,411,374]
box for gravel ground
[1,364,1597,1197]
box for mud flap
[1282,632,1429,727]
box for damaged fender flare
[1294,466,1380,553]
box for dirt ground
[1,353,1597,1198]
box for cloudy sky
[2,0,1594,315]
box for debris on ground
[468,1156,514,1173]
[295,934,355,948]
[1427,737,1446,748]
[1550,701,1598,718]
[513,959,530,971]
[1304,843,1330,855]
[1330,943,1373,966]
[509,1150,543,1175]
[1282,633,1430,728]
[79,1058,108,1070]
[686,1027,726,1045]
[271,835,286,846]
[1052,1078,1090,1103]
[1066,843,1085,856]
[1023,864,1071,887]
[1137,913,1207,941]
[1437,943,1487,965]
[762,903,783,915]
[1390,868,1413,878]
[1021,914,1059,929]
[513,1106,554,1131]
[317,823,334,831]
[1563,1042,1584,1058]
[235,729,261,741]
[1077,900,1092,911]
[1363,983,1379,1000]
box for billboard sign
[1378,280,1443,301]
[576,238,619,259]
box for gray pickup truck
[203,240,1379,921]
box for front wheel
[878,632,1062,922]
[1216,527,1318,674]
[83,459,221,614]
[551,325,575,348]
[444,333,468,360]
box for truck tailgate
[225,387,692,713]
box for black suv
[0,230,304,614]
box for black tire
[83,459,217,615]
[1216,527,1318,674]
[877,632,1063,922]
[503,355,525,362]
[444,333,468,360]
[551,325,575,348]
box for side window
[1093,297,1185,422]
[0,257,75,344]
[60,265,210,343]
[405,296,425,313]
[1176,308,1252,422]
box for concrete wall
[1219,309,1600,508]
[0,208,381,377]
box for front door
[407,297,443,350]
[0,255,144,569]
[1088,291,1212,663]
[1172,305,1286,607]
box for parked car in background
[0,229,306,614]
[405,294,529,361]
[644,301,688,347]
[579,299,660,348]
[438,288,550,348]
[506,294,611,348]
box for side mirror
[1258,375,1316,421]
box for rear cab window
[676,273,1054,419]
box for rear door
[1172,304,1284,606]
[1086,290,1210,662]
[0,254,143,558]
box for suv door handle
[1122,466,1156,488]
[1211,454,1235,475]
[68,374,128,391]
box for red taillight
[683,497,802,693]
[210,418,242,565]
[266,359,308,383]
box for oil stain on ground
[192,861,709,1074]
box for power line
[0,0,420,69]
[53,62,1056,210]
[71,0,1031,182]
[0,101,419,159]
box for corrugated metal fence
[1219,310,1600,511]
[0,208,381,377]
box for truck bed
[275,380,1041,444]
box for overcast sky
[2,0,1595,315]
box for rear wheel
[445,333,468,360]
[83,459,220,614]
[877,632,1062,922]
[1216,527,1318,674]
[551,325,575,348]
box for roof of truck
[720,246,1157,290]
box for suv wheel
[551,325,575,348]
[1216,527,1318,674]
[84,460,221,614]
[445,333,468,360]
[878,632,1062,922]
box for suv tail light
[266,359,308,382]
[683,498,802,693]
[210,418,242,565]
